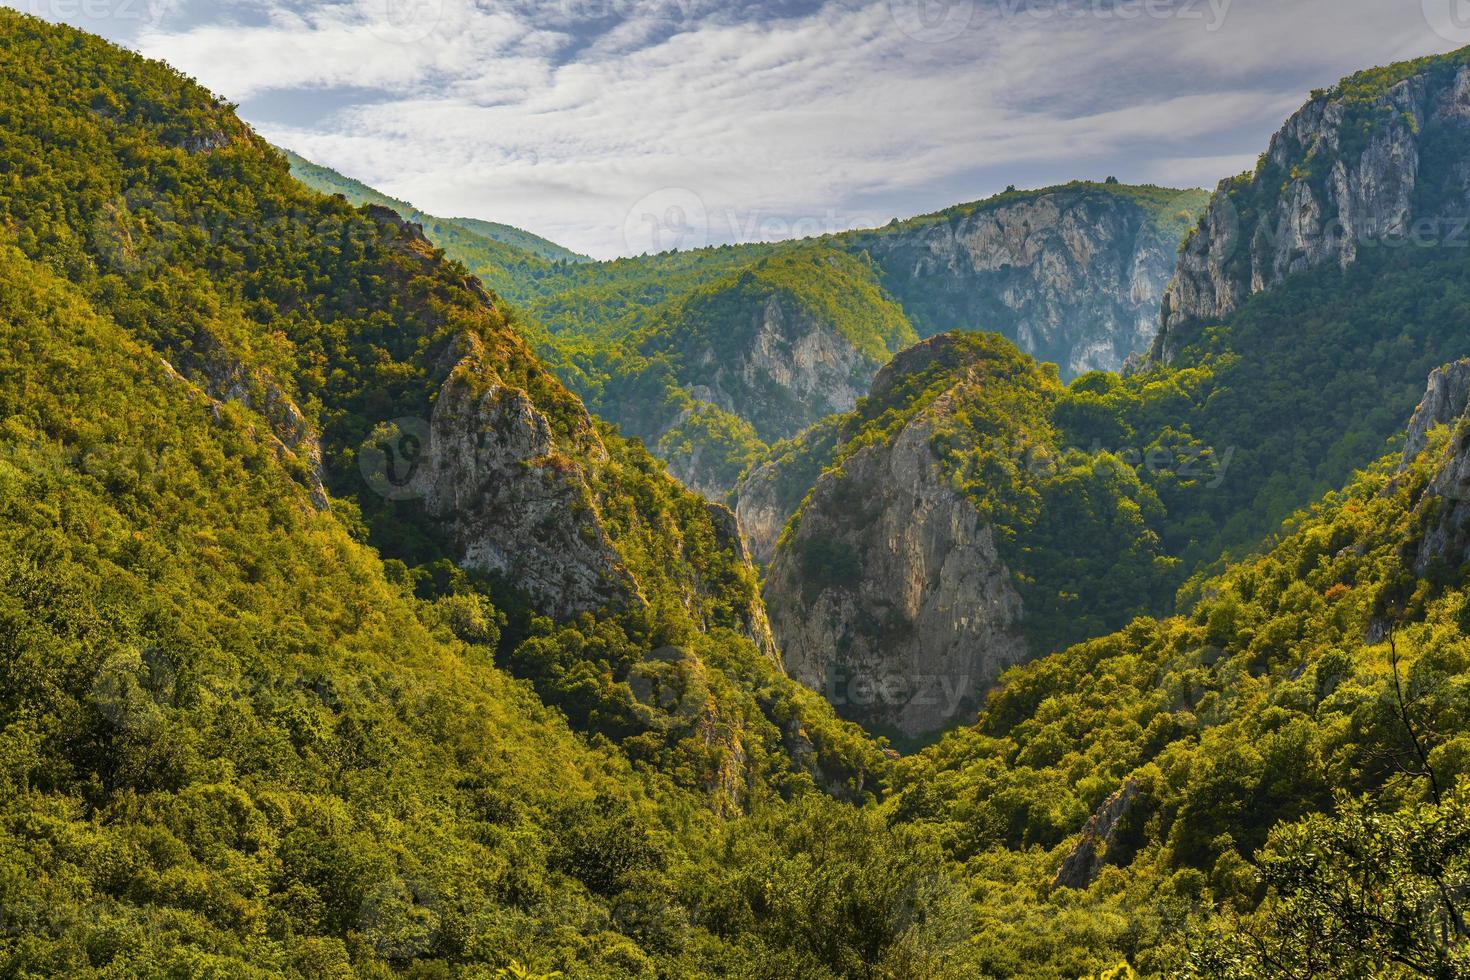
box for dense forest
[1,9,1469,979]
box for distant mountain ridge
[281,153,1205,497]
[280,148,591,264]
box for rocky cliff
[1156,55,1470,362]
[732,416,843,566]
[1402,359,1470,573]
[673,290,885,441]
[757,331,1176,737]
[847,183,1207,377]
[760,334,1058,737]
[406,337,642,620]
[763,391,1028,737]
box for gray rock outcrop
[1403,359,1470,468]
[762,390,1027,737]
[677,292,880,442]
[852,186,1201,376]
[1053,777,1142,890]
[409,342,642,620]
[1156,63,1470,363]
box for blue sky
[12,0,1468,258]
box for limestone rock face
[1157,63,1470,363]
[1402,359,1470,468]
[762,392,1027,738]
[854,188,1195,376]
[409,346,641,620]
[1053,778,1142,891]
[680,292,877,442]
[732,461,789,567]
[732,416,843,567]
[1406,362,1470,573]
[182,330,329,510]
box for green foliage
[775,331,1177,655]
[1187,789,1470,978]
[0,11,903,976]
[10,12,1470,980]
[282,148,589,269]
[889,425,1470,973]
[1099,241,1470,585]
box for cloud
[111,0,1470,257]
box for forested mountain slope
[754,332,1179,738]
[7,11,1470,980]
[887,362,1470,976]
[0,13,968,977]
[750,46,1470,745]
[286,153,1202,496]
[282,148,589,267]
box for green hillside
[281,148,589,266]
[893,424,1470,976]
[4,10,1470,979]
[0,12,947,977]
[279,153,1202,496]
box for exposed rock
[778,717,869,802]
[672,291,881,443]
[763,389,1027,737]
[1402,359,1470,468]
[1053,777,1141,890]
[180,128,232,155]
[155,353,328,511]
[851,186,1201,376]
[732,460,789,567]
[1393,362,1470,573]
[407,346,642,620]
[1156,63,1470,363]
[703,500,778,660]
[732,416,842,567]
[171,330,329,509]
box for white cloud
[118,0,1470,257]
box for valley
[1,8,1469,979]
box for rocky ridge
[1402,360,1470,573]
[759,334,1052,737]
[1156,57,1470,362]
[849,183,1206,377]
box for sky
[12,0,1469,258]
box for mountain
[885,362,1470,975]
[756,332,1177,738]
[563,244,916,495]
[749,45,1470,740]
[281,148,590,265]
[10,10,1470,979]
[535,182,1205,495]
[843,181,1209,377]
[278,153,1204,496]
[0,13,969,976]
[1155,49,1470,362]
